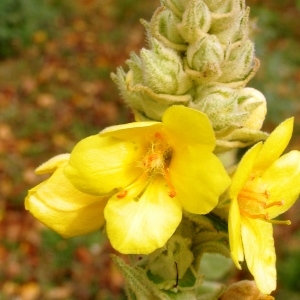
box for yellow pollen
[117,132,177,201]
[142,132,176,198]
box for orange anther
[169,190,177,198]
[164,167,177,198]
[117,190,127,199]
[154,132,163,139]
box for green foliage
[40,229,76,268]
[0,0,62,58]
[249,2,300,123]
[278,250,300,291]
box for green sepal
[183,212,228,233]
[185,35,224,83]
[146,234,195,289]
[113,254,203,299]
[111,66,191,121]
[161,0,190,18]
[178,266,202,291]
[199,253,232,281]
[182,212,230,268]
[112,254,170,300]
[177,0,211,43]
[215,127,268,154]
[150,6,187,51]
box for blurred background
[0,0,299,299]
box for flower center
[116,132,176,200]
[142,132,176,198]
[238,177,290,225]
[143,132,171,171]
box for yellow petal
[169,146,230,214]
[25,168,107,237]
[230,143,262,198]
[64,135,143,195]
[162,105,216,151]
[241,217,276,294]
[35,153,70,174]
[261,150,300,219]
[254,118,294,171]
[100,121,162,140]
[228,196,244,269]
[104,176,182,254]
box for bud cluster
[112,0,267,152]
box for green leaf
[111,255,170,300]
[196,281,226,300]
[178,266,202,291]
[199,253,233,281]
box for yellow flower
[228,118,300,294]
[64,105,230,254]
[25,154,107,237]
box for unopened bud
[189,84,267,153]
[177,0,211,43]
[209,0,247,44]
[141,38,192,95]
[111,39,193,121]
[219,40,258,86]
[161,0,191,18]
[220,280,274,300]
[149,7,186,51]
[240,88,267,130]
[185,35,224,83]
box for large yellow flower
[64,105,230,254]
[25,154,107,237]
[228,118,300,294]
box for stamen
[240,208,269,220]
[264,200,284,208]
[239,189,267,206]
[164,167,177,198]
[133,174,154,202]
[238,182,289,226]
[116,172,148,201]
[241,207,291,225]
[266,219,291,225]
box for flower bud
[149,7,187,51]
[209,0,246,44]
[220,280,274,300]
[204,0,240,14]
[161,0,190,18]
[190,85,247,131]
[240,87,267,130]
[185,35,224,83]
[111,38,193,121]
[219,40,258,86]
[177,0,211,43]
[112,68,192,121]
[189,84,267,153]
[141,38,192,95]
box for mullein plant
[25,0,300,299]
